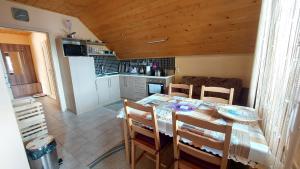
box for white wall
[0,59,30,168]
[0,0,101,111]
[175,54,254,87]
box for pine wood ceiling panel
[11,0,261,59]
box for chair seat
[179,152,220,169]
[134,133,170,150]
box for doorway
[0,28,58,103]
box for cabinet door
[119,76,126,98]
[126,76,136,100]
[120,76,132,99]
[109,76,120,103]
[133,77,147,100]
[97,77,110,106]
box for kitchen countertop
[96,73,175,79]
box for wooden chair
[124,99,170,169]
[200,85,234,105]
[172,111,232,169]
[168,83,193,98]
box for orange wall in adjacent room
[0,32,31,44]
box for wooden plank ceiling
[11,0,261,59]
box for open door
[0,44,42,98]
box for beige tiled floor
[38,97,124,169]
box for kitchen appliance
[62,38,87,56]
[155,69,161,76]
[146,66,151,75]
[138,66,145,74]
[147,78,165,95]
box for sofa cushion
[181,76,208,97]
[181,76,243,105]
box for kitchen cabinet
[68,57,98,114]
[96,75,120,106]
[132,77,147,100]
[120,75,147,101]
[120,76,134,99]
[110,75,121,102]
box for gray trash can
[26,135,59,169]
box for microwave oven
[62,39,87,56]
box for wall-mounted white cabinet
[96,75,120,106]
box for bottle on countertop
[155,69,161,76]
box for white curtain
[248,0,300,168]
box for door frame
[40,38,57,100]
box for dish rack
[13,97,48,142]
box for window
[5,54,14,74]
[4,52,23,75]
[248,0,300,168]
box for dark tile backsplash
[93,56,175,75]
[94,56,120,74]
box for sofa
[180,76,246,105]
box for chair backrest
[172,111,232,169]
[200,85,234,105]
[123,99,160,150]
[168,83,193,98]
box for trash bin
[26,135,59,169]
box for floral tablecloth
[117,94,273,168]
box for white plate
[217,105,259,122]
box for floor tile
[36,97,124,168]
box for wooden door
[0,44,41,98]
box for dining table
[117,94,273,168]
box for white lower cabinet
[96,76,121,106]
[110,76,121,102]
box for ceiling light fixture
[146,37,169,44]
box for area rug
[90,142,174,169]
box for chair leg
[131,141,135,169]
[156,153,160,169]
[174,160,178,169]
[123,120,130,163]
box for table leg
[123,119,130,163]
